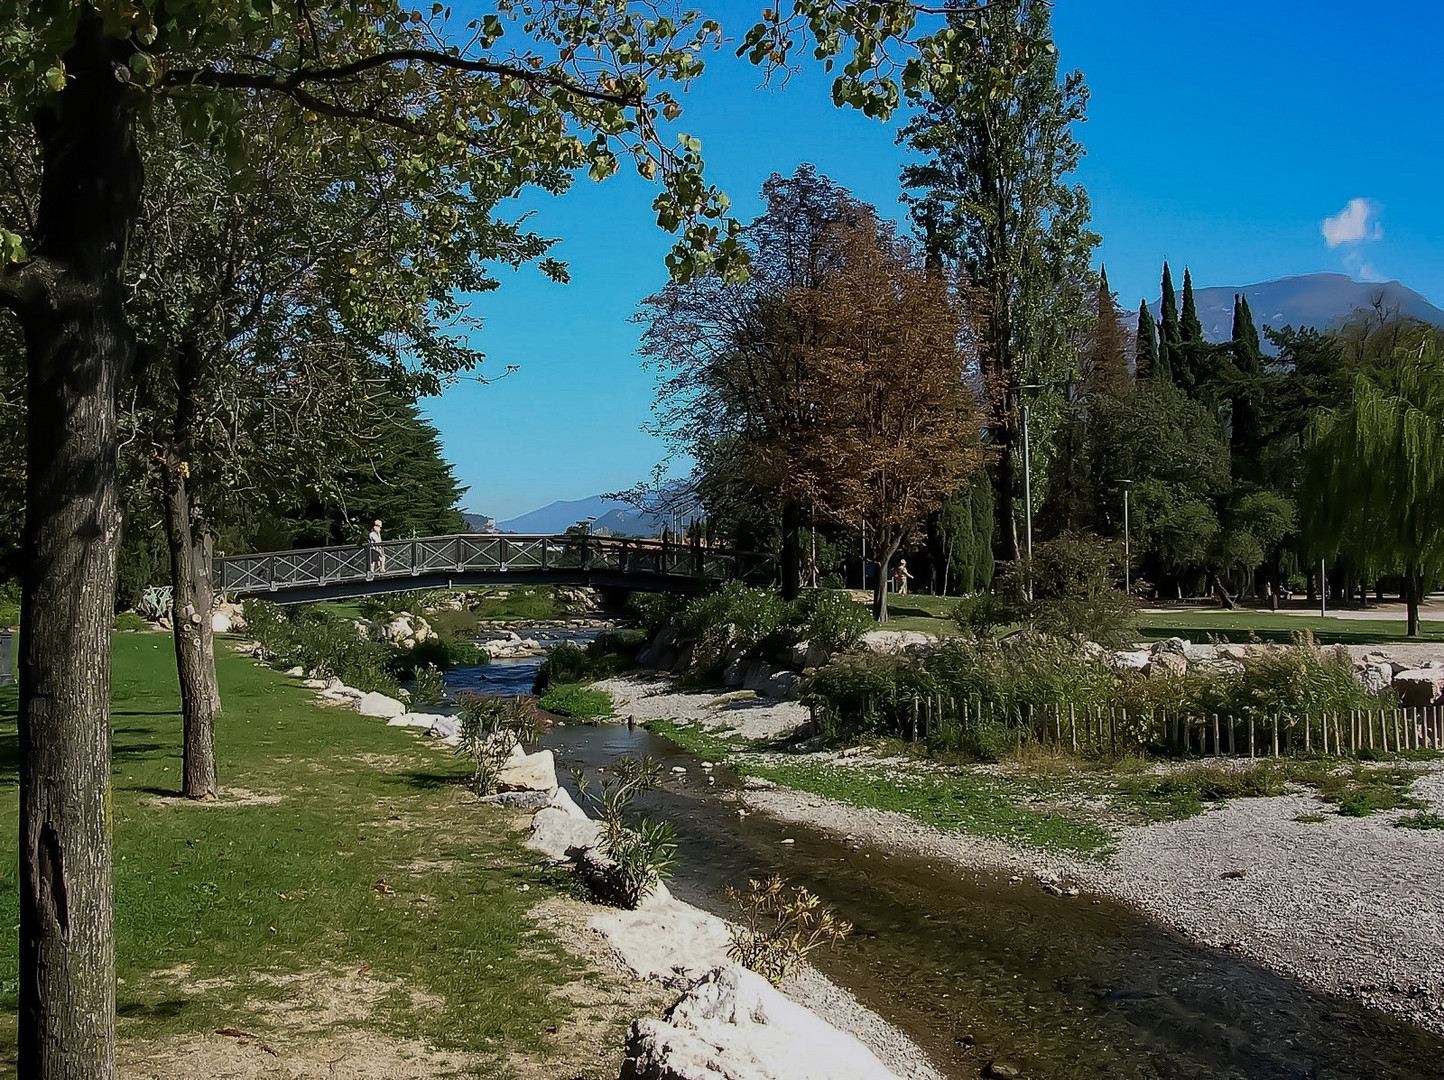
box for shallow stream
[448,644,1444,1079]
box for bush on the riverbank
[455,693,542,794]
[244,599,398,694]
[538,682,615,720]
[387,634,485,679]
[725,876,852,986]
[572,756,677,908]
[805,634,1390,760]
[532,629,647,693]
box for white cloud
[1343,250,1388,283]
[1322,197,1383,248]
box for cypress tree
[1229,293,1265,479]
[1158,262,1180,381]
[1136,300,1159,378]
[1176,267,1204,391]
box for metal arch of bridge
[215,533,777,604]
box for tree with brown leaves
[782,214,987,621]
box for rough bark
[11,18,141,1079]
[161,341,220,797]
[163,464,218,799]
[872,536,903,623]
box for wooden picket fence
[818,695,1444,758]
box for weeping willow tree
[1304,330,1444,636]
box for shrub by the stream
[725,875,852,986]
[412,663,447,707]
[454,693,542,796]
[388,635,485,679]
[572,756,677,909]
[532,630,645,693]
[683,581,793,655]
[630,591,690,637]
[243,599,398,694]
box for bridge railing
[216,533,776,596]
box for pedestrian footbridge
[215,533,775,604]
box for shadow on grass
[117,998,191,1021]
[392,771,467,791]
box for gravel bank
[594,672,810,741]
[620,674,1444,1036]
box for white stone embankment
[614,671,1444,1037]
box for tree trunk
[872,537,903,623]
[1405,563,1421,638]
[163,464,218,799]
[780,499,801,601]
[161,340,221,798]
[11,18,141,1079]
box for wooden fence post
[1069,703,1077,752]
[1272,715,1280,757]
[1213,714,1221,757]
[1249,717,1256,759]
[1304,711,1311,753]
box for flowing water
[448,642,1444,1080]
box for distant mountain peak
[1147,271,1442,344]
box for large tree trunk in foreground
[11,18,141,1079]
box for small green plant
[571,756,677,908]
[1294,812,1328,824]
[113,611,151,632]
[412,663,447,707]
[725,875,852,986]
[242,599,399,694]
[453,694,541,795]
[1394,812,1444,830]
[532,630,644,693]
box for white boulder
[1107,650,1151,672]
[495,749,558,794]
[618,965,904,1080]
[386,712,441,728]
[526,806,602,861]
[1394,668,1444,707]
[356,691,406,719]
[549,785,589,820]
[591,899,733,989]
[856,630,936,656]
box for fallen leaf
[259,1044,279,1057]
[357,964,372,976]
[372,879,395,896]
[215,1027,256,1039]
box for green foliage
[792,589,873,654]
[532,630,645,693]
[387,636,484,680]
[537,683,615,720]
[1218,634,1383,724]
[683,580,794,659]
[467,586,561,622]
[242,599,397,695]
[630,591,691,637]
[1132,762,1291,819]
[0,579,17,627]
[112,612,151,632]
[572,757,677,909]
[411,663,447,707]
[1394,812,1444,830]
[1027,532,1140,648]
[454,694,541,796]
[725,876,852,986]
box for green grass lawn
[0,634,594,1077]
[858,591,1444,645]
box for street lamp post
[1121,480,1133,595]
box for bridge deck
[216,533,774,603]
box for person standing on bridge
[367,520,385,575]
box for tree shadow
[117,998,191,1020]
[392,771,466,791]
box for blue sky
[428,0,1444,520]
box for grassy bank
[857,591,1444,645]
[649,720,1436,859]
[0,634,619,1078]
